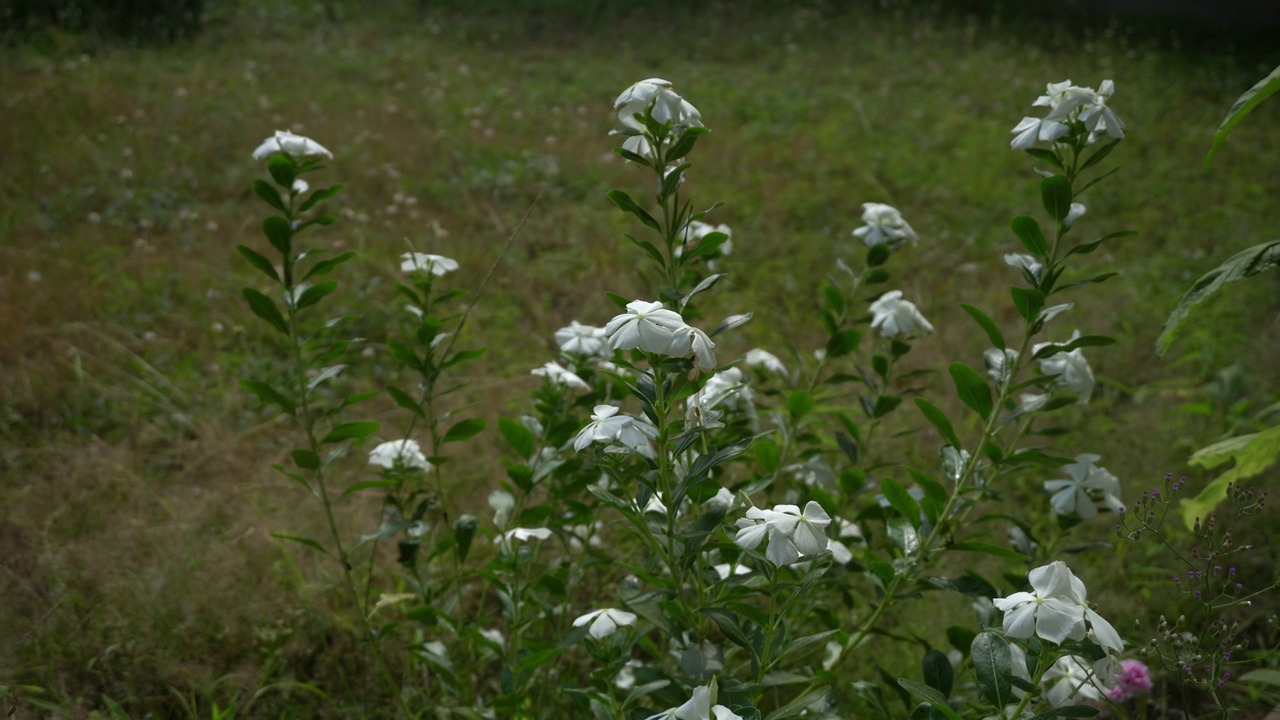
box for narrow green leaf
[271,533,329,557]
[237,245,279,284]
[972,632,1013,708]
[341,479,397,496]
[612,147,652,167]
[443,418,486,443]
[897,679,948,708]
[948,362,992,420]
[788,390,814,420]
[295,280,337,310]
[241,288,289,335]
[1206,64,1280,166]
[825,329,862,358]
[913,399,961,449]
[1023,148,1064,170]
[949,541,1027,560]
[1040,174,1072,222]
[262,216,293,255]
[1010,287,1045,323]
[625,233,666,268]
[666,126,710,163]
[1010,216,1047,256]
[302,251,356,282]
[253,180,288,213]
[881,477,920,523]
[700,608,758,660]
[607,189,661,232]
[298,183,344,213]
[872,394,902,419]
[1157,239,1280,355]
[498,417,536,460]
[1031,335,1114,360]
[1066,229,1137,258]
[441,347,487,369]
[959,303,1004,350]
[763,687,830,720]
[240,379,295,415]
[322,421,380,444]
[386,386,425,418]
[291,449,319,470]
[1079,138,1121,172]
[1029,706,1100,719]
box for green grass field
[2,1,1278,716]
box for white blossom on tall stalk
[666,324,718,372]
[744,348,787,376]
[605,300,688,355]
[489,490,515,528]
[572,608,637,640]
[1004,253,1043,283]
[573,404,659,458]
[869,290,934,338]
[531,361,589,391]
[1033,330,1095,403]
[853,202,917,251]
[1042,655,1108,707]
[993,561,1124,653]
[614,78,703,132]
[692,367,753,414]
[1045,453,1123,520]
[643,684,742,720]
[734,501,832,566]
[400,252,459,276]
[1010,79,1124,150]
[252,129,333,160]
[555,320,609,357]
[368,439,432,471]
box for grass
[1,1,1278,716]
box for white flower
[400,252,459,276]
[984,348,1020,385]
[489,490,515,528]
[1043,655,1106,707]
[677,220,733,257]
[531,361,589,391]
[745,348,787,376]
[1044,453,1123,520]
[1004,253,1043,283]
[992,561,1085,644]
[869,290,934,338]
[503,527,552,542]
[642,492,668,515]
[614,78,702,132]
[605,300,688,355]
[734,501,831,566]
[1010,116,1068,150]
[705,487,738,511]
[555,320,609,357]
[478,628,505,649]
[1033,330,1095,403]
[644,685,741,720]
[573,608,638,640]
[693,367,752,413]
[713,562,752,579]
[368,439,432,471]
[666,324,718,372]
[1081,79,1125,143]
[853,202,917,251]
[252,130,333,160]
[1064,202,1087,227]
[573,405,659,458]
[292,178,309,195]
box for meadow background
[1,0,1278,716]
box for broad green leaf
[266,155,296,188]
[700,608,758,661]
[1180,424,1280,527]
[443,418,486,443]
[1023,148,1064,170]
[612,147,652,167]
[872,394,902,418]
[1206,64,1280,166]
[788,390,814,420]
[971,632,1013,708]
[881,478,920,523]
[442,347,487,369]
[295,280,337,310]
[763,687,830,720]
[949,540,1028,561]
[253,180,287,213]
[240,379,295,415]
[272,533,329,557]
[298,183,344,213]
[1239,668,1280,687]
[755,439,781,473]
[625,233,666,268]
[914,398,961,449]
[922,649,954,697]
[825,329,862,358]
[948,362,992,420]
[1010,216,1047,256]
[1010,286,1045,323]
[960,303,1004,349]
[1156,240,1280,355]
[242,288,289,335]
[607,189,661,232]
[237,244,279,283]
[291,449,319,470]
[262,215,292,255]
[322,421,380,444]
[1040,174,1072,222]
[897,680,961,720]
[666,125,710,163]
[498,417,535,460]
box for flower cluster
[613,78,703,163]
[993,560,1123,654]
[645,684,741,720]
[1044,453,1122,519]
[853,202,917,251]
[734,501,832,566]
[368,439,432,472]
[1033,330,1096,403]
[869,290,934,339]
[251,129,333,160]
[573,404,659,458]
[1010,79,1124,150]
[572,607,638,640]
[401,252,459,277]
[605,299,716,371]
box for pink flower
[1106,659,1153,701]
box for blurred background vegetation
[1,0,1277,717]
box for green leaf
[291,449,319,470]
[604,291,629,310]
[625,233,666,268]
[948,363,992,420]
[700,608,758,661]
[1066,230,1137,258]
[755,439,781,473]
[666,126,710,163]
[454,515,477,563]
[959,304,1004,350]
[607,189,661,232]
[1023,147,1064,170]
[1010,216,1047,256]
[1029,707,1100,720]
[241,288,290,335]
[271,533,329,557]
[302,251,356,282]
[1206,64,1280,166]
[240,379,295,415]
[1031,335,1114,360]
[322,421,380,444]
[866,243,890,267]
[341,479,397,496]
[660,162,692,199]
[1156,240,1280,355]
[872,394,902,419]
[1010,286,1045,323]
[1040,174,1072,222]
[1079,138,1121,172]
[914,399,961,449]
[763,687,830,720]
[896,680,961,720]
[298,183,344,213]
[385,386,424,418]
[499,417,536,460]
[923,649,954,697]
[881,478,920,523]
[262,216,293,255]
[443,418,486,443]
[788,390,814,420]
[266,155,296,188]
[971,632,1013,708]
[295,280,337,310]
[825,329,862,358]
[1180,424,1280,528]
[441,347,487,369]
[1240,668,1280,687]
[949,541,1027,561]
[612,147,652,167]
[237,245,279,284]
[253,180,288,213]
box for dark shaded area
[1,0,202,43]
